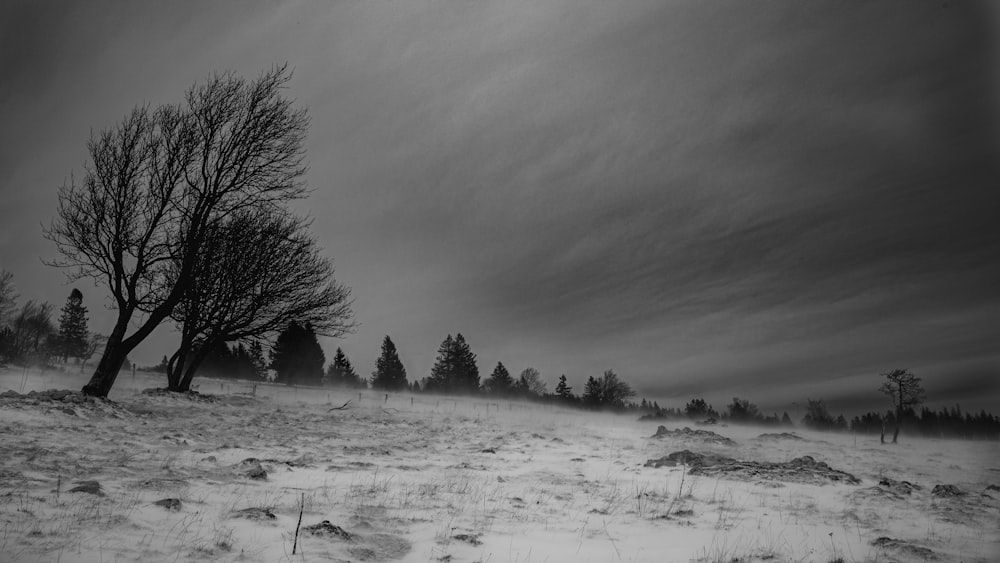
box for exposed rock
[480,447,497,454]
[304,520,353,540]
[68,480,104,496]
[645,450,860,485]
[878,478,922,496]
[452,533,482,546]
[756,432,804,441]
[231,507,275,520]
[235,458,267,480]
[645,450,732,468]
[931,484,965,497]
[153,498,182,510]
[984,484,999,492]
[650,426,737,446]
[871,537,938,560]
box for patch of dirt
[304,520,353,540]
[646,450,860,485]
[931,484,965,497]
[650,426,737,447]
[853,478,922,501]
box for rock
[646,450,860,485]
[304,520,353,540]
[480,447,497,454]
[931,484,965,497]
[650,426,737,446]
[985,484,1000,492]
[452,533,482,545]
[871,537,938,560]
[231,507,275,520]
[756,432,803,441]
[878,478,922,496]
[645,450,733,468]
[153,498,182,510]
[69,480,104,496]
[235,458,267,480]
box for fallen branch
[292,492,304,555]
[328,400,352,411]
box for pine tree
[371,335,407,390]
[483,362,514,395]
[555,374,573,400]
[248,340,267,379]
[270,321,325,386]
[327,347,364,388]
[426,334,456,392]
[56,288,89,362]
[427,333,479,393]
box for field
[1,367,998,562]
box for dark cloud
[1,1,997,412]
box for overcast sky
[1,1,997,414]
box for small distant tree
[248,340,267,379]
[0,270,16,327]
[482,362,514,395]
[554,375,573,400]
[781,411,793,426]
[802,399,842,432]
[4,301,55,365]
[79,333,105,372]
[685,398,718,419]
[726,397,761,423]
[516,367,547,397]
[327,348,365,388]
[371,335,407,391]
[879,368,925,443]
[581,370,635,409]
[56,288,89,362]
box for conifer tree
[270,321,325,386]
[555,374,573,400]
[327,347,364,388]
[482,361,514,395]
[427,333,479,393]
[56,288,89,362]
[371,335,407,390]
[453,333,479,392]
[426,334,456,392]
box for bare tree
[80,334,106,373]
[879,368,925,444]
[165,209,353,391]
[0,270,16,324]
[45,65,310,397]
[516,367,547,397]
[4,301,55,365]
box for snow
[1,366,998,562]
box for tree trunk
[81,318,131,397]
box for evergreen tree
[426,333,479,393]
[327,347,365,388]
[270,321,325,386]
[554,374,573,400]
[56,288,89,362]
[371,335,407,390]
[482,361,514,395]
[582,376,601,407]
[248,340,267,379]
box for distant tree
[554,374,573,400]
[327,348,365,388]
[581,370,635,409]
[781,411,793,426]
[425,333,479,393]
[482,362,514,395]
[516,367,547,397]
[879,368,925,443]
[684,398,718,419]
[45,65,313,398]
[2,301,55,365]
[726,397,761,423]
[55,288,89,362]
[802,399,844,432]
[371,336,407,391]
[270,321,325,386]
[248,340,267,379]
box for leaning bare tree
[45,65,310,397]
[879,368,925,444]
[165,209,354,392]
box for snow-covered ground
[1,367,997,562]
